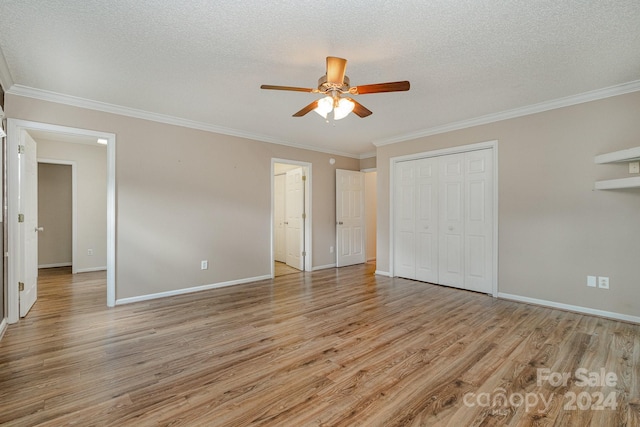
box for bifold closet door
[438,153,465,288]
[415,158,438,282]
[394,157,438,282]
[394,148,493,294]
[394,161,417,279]
[463,149,493,293]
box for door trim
[270,158,312,277]
[389,140,499,297]
[37,159,77,273]
[7,119,116,323]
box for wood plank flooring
[1,265,639,426]
[274,262,302,277]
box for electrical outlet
[587,276,596,287]
[598,276,609,289]
[87,249,93,256]
[201,260,208,270]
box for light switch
[629,162,640,174]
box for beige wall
[38,163,72,267]
[6,95,359,300]
[36,138,107,272]
[360,156,376,170]
[376,91,640,317]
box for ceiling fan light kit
[261,56,410,120]
[314,96,355,121]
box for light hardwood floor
[1,266,639,426]
[274,261,302,277]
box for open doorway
[37,162,73,270]
[6,119,115,324]
[35,133,108,276]
[272,159,312,277]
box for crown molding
[10,79,639,158]
[6,84,361,159]
[0,46,14,92]
[373,79,640,147]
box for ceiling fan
[260,56,410,120]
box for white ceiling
[1,1,639,157]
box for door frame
[6,119,116,323]
[36,159,77,272]
[389,140,499,296]
[271,158,312,277]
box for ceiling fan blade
[292,100,319,117]
[353,81,410,95]
[326,57,347,85]
[347,98,373,118]
[260,84,315,93]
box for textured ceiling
[1,1,639,157]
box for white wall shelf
[594,146,640,164]
[594,146,640,190]
[594,177,640,190]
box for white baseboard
[75,266,107,273]
[0,318,7,341]
[312,264,336,271]
[115,274,272,306]
[39,262,72,269]
[498,292,640,324]
[375,270,391,277]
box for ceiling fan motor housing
[318,75,350,93]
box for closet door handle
[337,221,343,225]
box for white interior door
[336,169,365,267]
[274,174,286,263]
[438,153,464,288]
[464,150,493,293]
[394,158,438,282]
[415,158,439,282]
[285,168,304,270]
[393,146,495,294]
[19,132,39,317]
[394,161,416,278]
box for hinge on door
[302,213,306,219]
[18,213,24,223]
[18,144,25,154]
[302,251,307,257]
[302,175,306,181]
[18,282,24,291]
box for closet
[394,148,494,294]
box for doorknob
[284,222,288,225]
[338,221,343,225]
[35,226,44,232]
